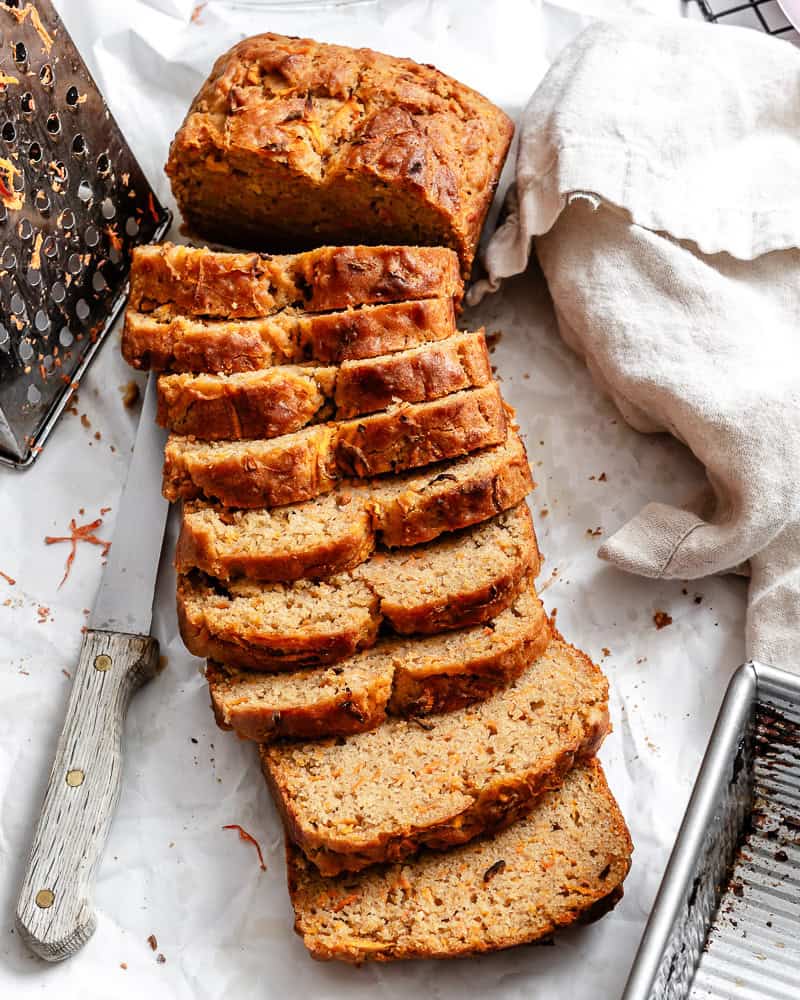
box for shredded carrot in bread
[332,892,360,912]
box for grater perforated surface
[0,0,169,468]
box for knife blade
[16,372,169,962]
[91,375,168,633]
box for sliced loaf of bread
[129,243,462,318]
[286,758,632,962]
[207,584,549,742]
[162,383,508,507]
[122,298,457,373]
[176,431,534,582]
[177,504,538,670]
[156,330,491,440]
[262,634,609,875]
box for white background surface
[0,1,754,997]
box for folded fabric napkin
[473,17,800,669]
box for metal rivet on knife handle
[35,890,55,909]
[65,770,84,787]
[94,654,112,672]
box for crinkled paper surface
[0,1,745,997]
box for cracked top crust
[166,33,514,276]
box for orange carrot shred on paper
[45,517,111,588]
[0,570,15,586]
[222,824,267,871]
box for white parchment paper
[0,2,747,997]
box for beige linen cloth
[474,18,800,669]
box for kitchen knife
[15,372,168,962]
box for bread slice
[164,423,336,509]
[334,329,491,419]
[157,366,336,440]
[372,428,534,548]
[129,243,462,318]
[358,503,538,635]
[176,431,534,582]
[156,330,491,439]
[177,505,539,670]
[177,494,376,583]
[286,758,632,962]
[262,634,609,875]
[178,572,381,671]
[207,584,549,742]
[334,383,507,480]
[165,34,513,277]
[122,298,457,373]
[162,384,508,507]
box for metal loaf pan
[623,661,800,1000]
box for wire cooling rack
[689,0,798,37]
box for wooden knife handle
[15,629,160,962]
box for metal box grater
[624,662,800,1000]
[0,0,170,468]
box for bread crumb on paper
[653,610,672,630]
[121,381,140,409]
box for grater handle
[15,629,159,962]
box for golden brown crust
[165,34,513,277]
[162,385,508,507]
[334,330,491,420]
[334,384,507,480]
[375,430,534,547]
[122,298,458,373]
[303,298,457,364]
[262,636,611,876]
[285,759,632,963]
[129,243,462,318]
[387,594,550,718]
[273,730,606,877]
[156,368,336,439]
[156,332,492,440]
